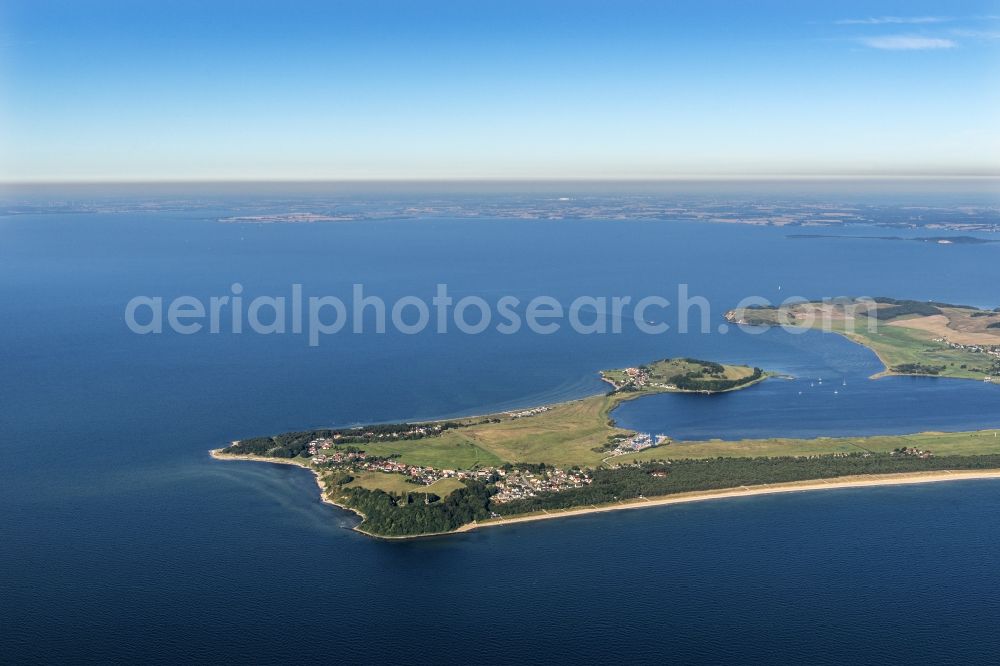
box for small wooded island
[213,355,1000,538]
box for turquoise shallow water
[2,196,1000,663]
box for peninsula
[212,356,1000,538]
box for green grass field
[342,470,466,496]
[318,392,644,470]
[613,429,1000,463]
[359,436,503,469]
[440,394,629,467]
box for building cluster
[622,367,650,387]
[933,338,1000,359]
[606,367,685,392]
[491,467,592,504]
[505,406,551,419]
[351,424,444,441]
[605,366,654,390]
[308,437,337,454]
[607,432,669,458]
[310,443,594,501]
[312,452,448,484]
[890,447,933,459]
[309,448,367,464]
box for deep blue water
[2,198,1000,663]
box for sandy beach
[457,469,1000,533]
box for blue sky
[1,0,998,181]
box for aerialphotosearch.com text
[124,283,877,346]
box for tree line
[224,422,464,457]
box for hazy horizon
[2,0,999,182]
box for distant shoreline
[725,299,1000,383]
[211,449,1000,539]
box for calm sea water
[2,192,1000,663]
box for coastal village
[930,338,1000,360]
[300,395,670,504]
[490,467,592,504]
[307,436,593,503]
[330,423,450,442]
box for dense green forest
[330,480,493,536]
[891,363,946,375]
[671,367,764,391]
[864,299,943,320]
[675,358,725,373]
